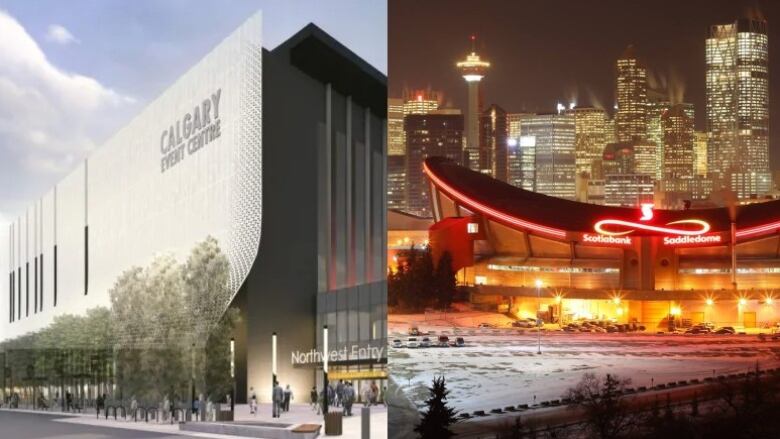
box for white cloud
[45,24,79,45]
[0,10,134,172]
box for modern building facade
[388,97,405,156]
[565,106,609,179]
[421,157,780,331]
[1,15,388,404]
[662,104,695,182]
[706,18,770,197]
[520,113,576,200]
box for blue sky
[0,0,387,226]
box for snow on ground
[389,311,780,414]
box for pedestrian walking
[310,386,318,411]
[283,385,292,412]
[336,380,344,407]
[343,382,354,416]
[249,387,257,415]
[272,382,284,418]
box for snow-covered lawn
[389,317,780,414]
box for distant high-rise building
[387,155,406,210]
[402,89,440,115]
[706,18,770,196]
[388,98,405,156]
[479,104,508,180]
[456,35,490,171]
[662,104,695,182]
[405,111,464,216]
[615,45,648,142]
[605,174,654,207]
[521,113,576,200]
[518,134,536,192]
[507,113,532,188]
[647,98,694,180]
[694,131,708,177]
[602,142,635,175]
[564,106,608,178]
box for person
[206,398,214,422]
[199,394,205,421]
[65,391,72,412]
[370,382,379,405]
[382,385,387,406]
[310,387,318,411]
[96,394,103,416]
[130,396,138,421]
[272,382,284,418]
[343,382,354,416]
[336,380,344,407]
[283,385,292,412]
[249,387,257,415]
[327,383,335,406]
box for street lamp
[272,332,277,418]
[535,279,543,355]
[323,325,329,418]
[230,338,235,414]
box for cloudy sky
[0,0,387,228]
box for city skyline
[389,0,780,170]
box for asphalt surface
[0,410,202,439]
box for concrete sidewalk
[0,403,388,438]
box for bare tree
[565,373,636,439]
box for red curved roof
[423,157,780,239]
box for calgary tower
[456,35,490,170]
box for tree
[433,252,457,310]
[414,376,458,439]
[565,373,635,439]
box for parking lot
[389,323,780,414]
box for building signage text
[663,235,723,246]
[291,344,385,366]
[582,233,632,245]
[160,88,222,173]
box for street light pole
[536,279,542,355]
[323,325,329,418]
[230,338,235,415]
[272,332,277,418]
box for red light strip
[594,219,711,237]
[423,163,567,238]
[736,221,780,239]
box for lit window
[467,223,479,234]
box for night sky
[389,0,780,170]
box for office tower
[388,98,405,156]
[694,131,708,177]
[405,111,464,216]
[604,174,654,207]
[507,113,532,188]
[456,35,490,171]
[706,18,770,196]
[479,104,508,180]
[518,134,536,192]
[615,45,648,142]
[602,142,635,175]
[521,113,576,200]
[605,116,617,146]
[662,105,695,181]
[402,89,440,115]
[647,97,694,180]
[564,106,608,178]
[388,155,407,211]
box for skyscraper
[662,104,695,181]
[694,131,708,177]
[507,113,533,189]
[564,106,609,178]
[479,104,508,180]
[615,45,648,142]
[706,18,770,197]
[521,113,576,200]
[402,89,440,115]
[388,155,407,211]
[456,36,490,171]
[404,111,464,216]
[388,98,405,156]
[647,99,694,180]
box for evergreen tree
[434,252,457,310]
[415,376,458,439]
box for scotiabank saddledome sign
[581,204,723,246]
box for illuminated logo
[594,204,711,237]
[582,234,632,245]
[663,235,722,246]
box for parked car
[452,337,465,347]
[421,337,431,348]
[715,326,736,335]
[478,323,496,328]
[407,337,419,348]
[408,326,420,336]
[438,335,450,347]
[512,320,532,328]
[392,339,403,348]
